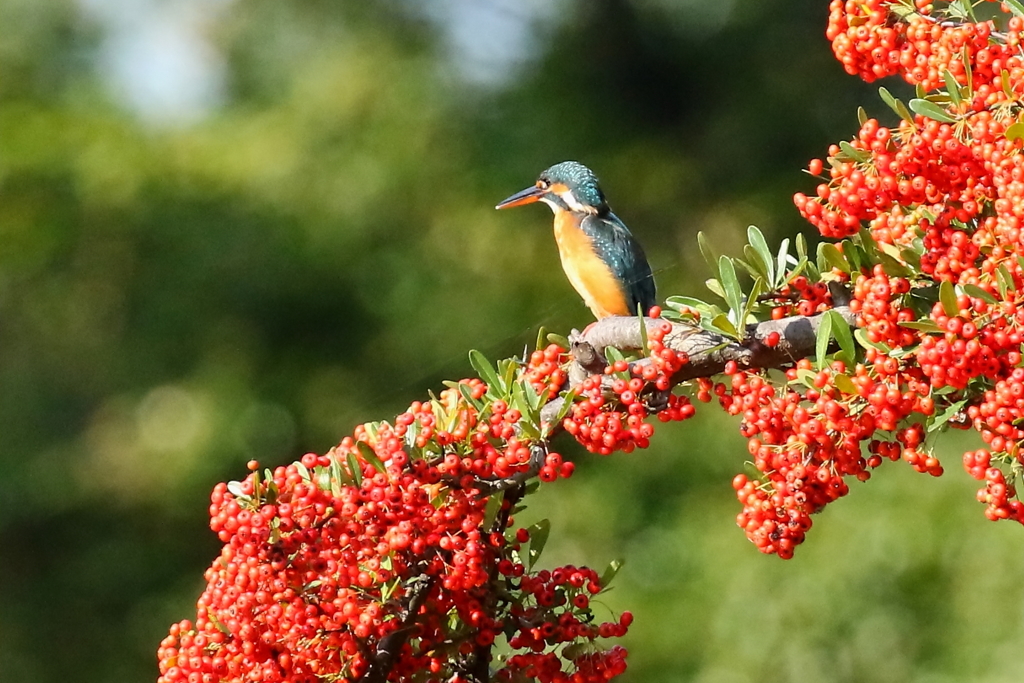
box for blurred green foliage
[1,1,1021,682]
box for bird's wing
[581,213,657,315]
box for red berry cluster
[768,275,835,319]
[788,0,1024,535]
[720,354,942,558]
[496,565,631,683]
[563,316,696,454]
[158,369,633,683]
[525,343,570,397]
[828,0,1021,91]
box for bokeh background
[2,0,1023,681]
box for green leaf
[1003,0,1024,17]
[795,368,818,389]
[899,320,944,333]
[547,332,569,349]
[227,480,248,500]
[346,451,363,487]
[818,242,851,274]
[838,140,870,163]
[826,310,856,366]
[638,307,649,357]
[928,399,968,432]
[816,308,833,370]
[706,277,726,300]
[879,86,914,124]
[356,440,387,474]
[997,264,1014,299]
[697,231,719,273]
[1002,70,1015,99]
[599,559,624,592]
[747,225,774,284]
[962,283,998,305]
[942,69,962,108]
[857,106,868,127]
[526,519,550,571]
[329,453,349,497]
[939,280,959,317]
[910,98,956,123]
[718,256,744,332]
[535,326,548,351]
[834,372,857,395]
[854,327,892,354]
[708,313,739,340]
[775,237,791,288]
[742,277,766,328]
[1006,122,1024,142]
[482,490,504,530]
[458,382,484,412]
[469,350,503,394]
[295,461,312,482]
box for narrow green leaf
[227,480,248,499]
[500,359,518,394]
[527,519,550,571]
[839,141,870,163]
[547,332,569,349]
[910,98,956,123]
[638,307,649,357]
[795,368,818,389]
[942,69,962,108]
[962,283,998,305]
[697,231,719,273]
[707,313,739,339]
[854,327,892,354]
[1002,70,1015,99]
[796,232,808,262]
[775,238,791,288]
[535,326,548,351]
[879,86,914,124]
[736,255,765,282]
[1003,0,1024,17]
[482,490,504,530]
[295,461,312,482]
[939,280,959,317]
[827,310,856,365]
[742,277,766,328]
[346,451,363,487]
[997,264,1014,298]
[898,320,944,333]
[818,242,851,274]
[469,350,503,394]
[705,277,726,300]
[599,559,624,592]
[928,399,968,432]
[857,106,868,127]
[816,308,833,370]
[458,382,484,412]
[356,441,387,474]
[329,453,348,497]
[718,256,744,332]
[747,225,774,284]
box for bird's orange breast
[552,210,631,318]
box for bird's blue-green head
[495,161,609,215]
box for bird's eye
[537,179,550,190]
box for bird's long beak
[495,185,543,210]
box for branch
[539,301,855,427]
[361,572,435,683]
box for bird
[495,161,656,319]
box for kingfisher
[496,161,656,319]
